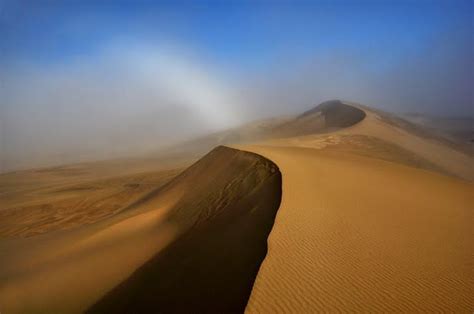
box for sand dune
[259,101,473,181]
[0,152,198,238]
[89,146,281,313]
[236,145,473,312]
[1,100,473,313]
[346,101,474,180]
[0,147,281,313]
[0,183,180,313]
[235,102,474,312]
[165,100,367,155]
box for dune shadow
[87,146,282,313]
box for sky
[1,0,473,171]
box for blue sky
[1,1,470,70]
[1,0,473,171]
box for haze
[1,0,472,172]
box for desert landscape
[1,100,473,312]
[1,1,473,313]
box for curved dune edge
[166,100,367,155]
[260,101,473,181]
[0,146,282,313]
[272,99,367,138]
[87,146,282,313]
[1,100,472,313]
[237,102,473,312]
[298,99,366,127]
[236,142,474,312]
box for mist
[1,1,472,172]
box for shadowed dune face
[88,146,282,313]
[296,99,367,129]
[1,100,473,313]
[0,146,282,313]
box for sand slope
[259,100,473,181]
[0,147,281,313]
[1,100,472,313]
[0,186,180,313]
[89,146,281,313]
[236,102,474,312]
[165,100,367,156]
[0,153,195,238]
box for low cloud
[1,42,244,171]
[1,26,472,172]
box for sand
[235,103,474,312]
[234,144,473,312]
[1,100,473,313]
[0,147,281,313]
[0,155,189,312]
[0,151,197,238]
[89,147,281,313]
[0,183,181,313]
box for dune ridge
[1,100,473,313]
[88,146,282,313]
[239,144,473,312]
[0,146,282,313]
[236,102,474,312]
[164,100,367,155]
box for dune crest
[165,100,367,155]
[0,146,282,313]
[88,146,282,313]
[1,100,473,313]
[234,102,474,312]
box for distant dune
[1,100,473,312]
[166,100,473,181]
[166,100,367,156]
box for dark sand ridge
[88,146,282,313]
[0,101,363,313]
[85,103,366,313]
[0,146,281,313]
[2,100,473,313]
